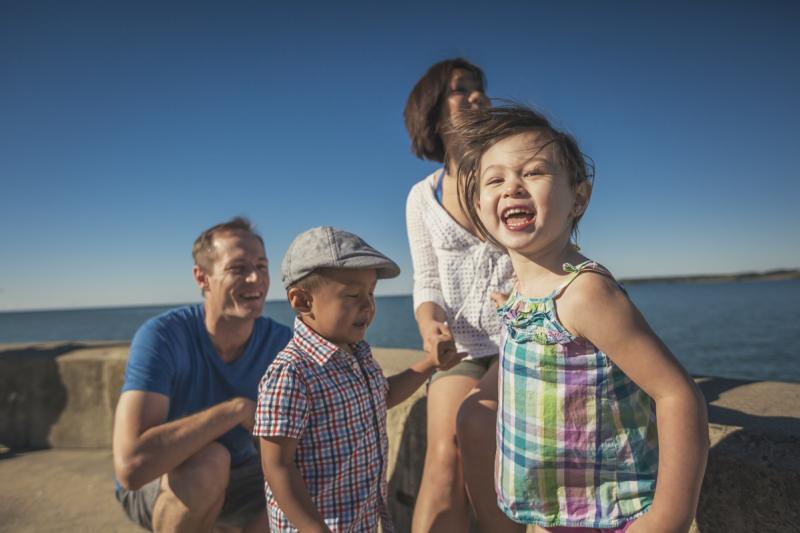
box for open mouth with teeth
[240,292,263,302]
[501,207,535,231]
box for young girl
[455,105,709,533]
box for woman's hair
[403,58,486,163]
[456,103,595,249]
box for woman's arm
[406,183,458,359]
[559,275,708,533]
[406,181,447,315]
[260,436,332,533]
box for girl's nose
[503,178,526,197]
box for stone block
[0,342,129,448]
[1,343,798,532]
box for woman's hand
[420,320,465,370]
[490,292,510,308]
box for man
[113,217,291,533]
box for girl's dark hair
[455,103,595,249]
[403,58,486,163]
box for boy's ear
[287,287,313,315]
[572,181,592,218]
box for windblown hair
[192,216,264,272]
[403,58,486,163]
[456,103,595,249]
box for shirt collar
[292,317,371,365]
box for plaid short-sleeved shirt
[253,318,393,533]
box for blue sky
[1,1,798,311]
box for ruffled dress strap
[549,260,616,299]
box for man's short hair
[192,216,264,272]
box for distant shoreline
[1,270,799,313]
[619,268,800,285]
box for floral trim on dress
[497,261,605,346]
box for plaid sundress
[496,260,658,528]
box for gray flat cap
[281,226,401,289]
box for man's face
[196,230,269,322]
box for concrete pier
[1,342,798,532]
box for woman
[404,58,523,533]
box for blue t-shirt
[122,304,291,465]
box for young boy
[253,226,464,533]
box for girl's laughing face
[477,131,587,256]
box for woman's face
[439,68,489,128]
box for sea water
[1,280,798,383]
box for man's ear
[572,181,592,218]
[288,287,313,316]
[193,265,210,292]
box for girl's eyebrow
[481,153,550,177]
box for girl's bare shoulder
[556,270,630,334]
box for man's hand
[234,397,257,433]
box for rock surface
[0,343,798,532]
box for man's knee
[163,442,231,508]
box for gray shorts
[429,354,498,385]
[115,453,264,530]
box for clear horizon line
[0,292,415,315]
[1,267,797,314]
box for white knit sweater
[406,170,515,359]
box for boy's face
[304,268,378,353]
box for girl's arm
[559,275,708,533]
[260,436,332,533]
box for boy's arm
[560,275,708,533]
[385,342,466,408]
[260,436,332,533]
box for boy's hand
[425,322,466,371]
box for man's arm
[260,436,331,533]
[112,390,255,490]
